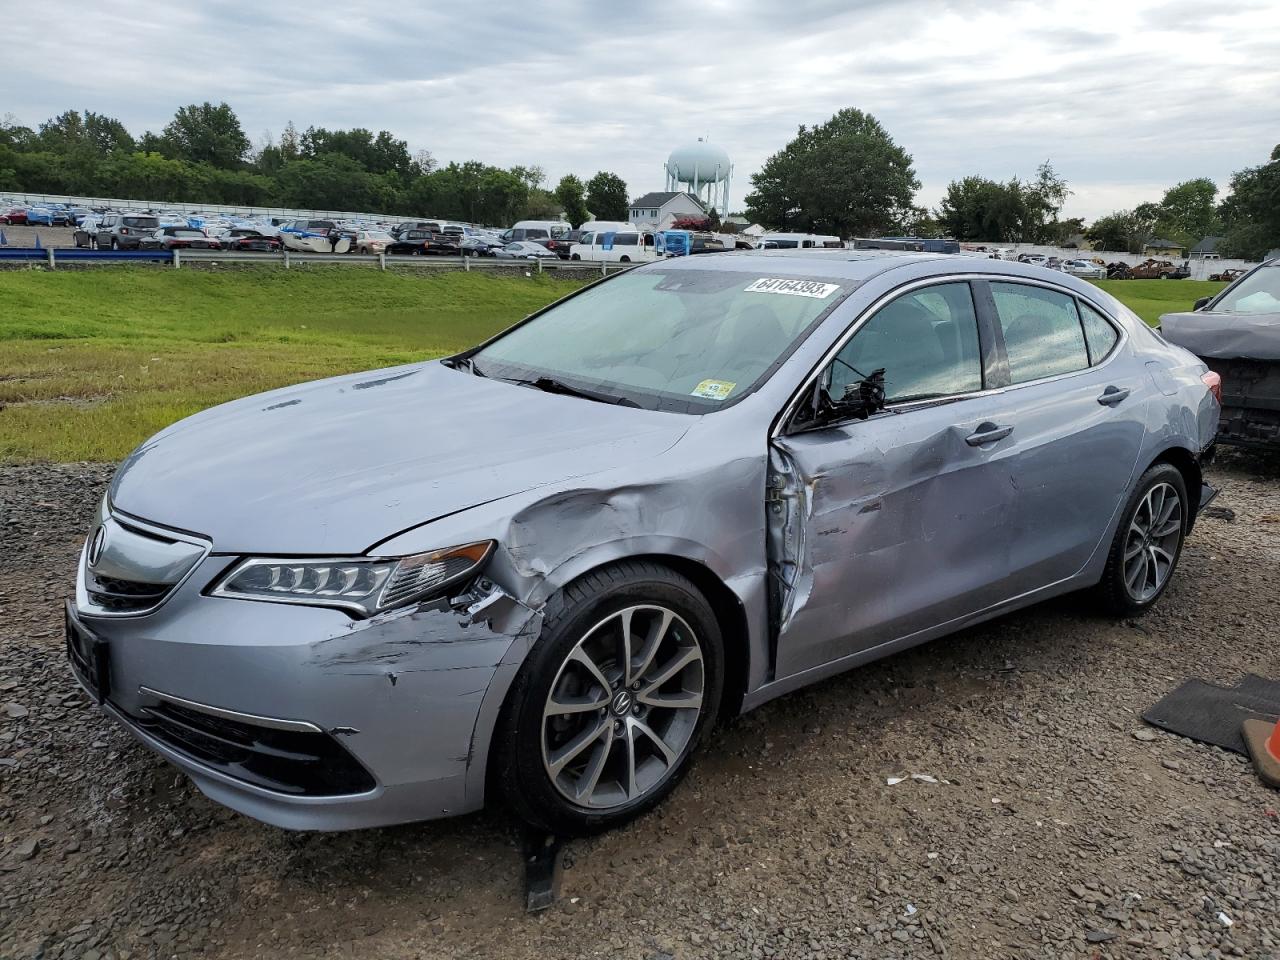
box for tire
[619,256,631,263]
[1093,462,1188,617]
[494,561,724,836]
[571,254,580,261]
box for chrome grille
[79,505,210,617]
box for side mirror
[837,370,887,420]
[802,369,887,429]
[1193,296,1212,311]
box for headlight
[210,541,494,616]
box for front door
[768,280,1019,679]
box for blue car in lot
[25,206,54,226]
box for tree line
[741,111,1277,259]
[0,103,631,225]
[3,100,1277,258]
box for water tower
[664,138,733,217]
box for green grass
[0,268,1227,464]
[1090,278,1225,326]
[0,268,586,462]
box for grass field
[0,268,1223,463]
[0,268,587,462]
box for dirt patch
[1,452,1279,959]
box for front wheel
[494,561,723,836]
[1093,463,1188,617]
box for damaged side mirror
[799,368,887,431]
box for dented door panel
[768,395,1019,679]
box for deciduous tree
[744,108,918,236]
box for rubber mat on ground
[1142,675,1280,755]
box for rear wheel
[1094,463,1187,617]
[495,561,723,835]
[619,255,631,263]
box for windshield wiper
[444,356,487,377]
[503,376,641,407]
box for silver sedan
[68,253,1219,835]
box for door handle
[965,422,1014,446]
[1097,385,1130,406]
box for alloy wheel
[541,604,705,809]
[1123,482,1182,602]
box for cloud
[4,0,1278,220]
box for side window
[830,282,983,404]
[1078,302,1119,364]
[613,234,638,246]
[991,282,1088,384]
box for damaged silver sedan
[67,252,1219,835]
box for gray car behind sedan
[68,252,1219,835]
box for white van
[569,229,661,263]
[500,220,571,243]
[760,232,844,249]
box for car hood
[1159,309,1280,361]
[110,362,692,554]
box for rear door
[769,280,1020,678]
[977,279,1147,593]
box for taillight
[1201,371,1222,404]
[120,227,129,235]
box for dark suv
[95,214,162,250]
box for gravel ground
[0,225,79,248]
[2,452,1278,960]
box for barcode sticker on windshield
[745,278,839,299]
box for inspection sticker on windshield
[691,379,736,401]
[745,277,839,299]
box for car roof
[641,249,1117,299]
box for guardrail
[0,246,638,276]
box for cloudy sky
[5,0,1279,219]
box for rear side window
[612,234,638,246]
[1078,302,1119,364]
[991,283,1089,384]
[525,229,549,239]
[123,216,158,228]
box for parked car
[500,220,572,246]
[1129,258,1183,280]
[67,253,1218,836]
[354,230,395,255]
[1106,262,1132,279]
[394,220,446,235]
[0,206,28,225]
[386,230,461,256]
[459,236,504,257]
[222,228,282,253]
[1159,259,1279,448]
[1209,268,1246,283]
[140,227,223,251]
[280,219,351,254]
[73,216,103,248]
[25,205,55,226]
[495,240,560,259]
[95,213,162,250]
[1018,253,1048,266]
[1061,258,1107,279]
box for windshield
[472,268,850,412]
[1214,265,1280,314]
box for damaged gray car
[67,252,1219,835]
[1159,258,1280,448]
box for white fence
[0,190,449,226]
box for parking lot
[2,450,1278,960]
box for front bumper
[70,547,540,830]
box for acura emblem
[87,525,107,567]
